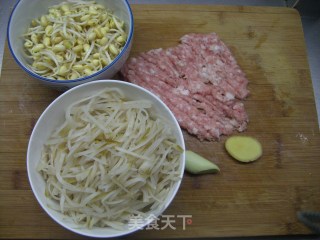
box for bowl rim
[27,79,186,238]
[7,0,134,84]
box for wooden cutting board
[1,4,320,239]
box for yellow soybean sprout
[23,0,127,80]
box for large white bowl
[27,80,185,238]
[7,0,134,90]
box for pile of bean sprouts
[23,0,127,80]
[37,88,182,229]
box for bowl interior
[27,80,185,238]
[8,0,133,85]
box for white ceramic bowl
[7,0,133,90]
[27,80,185,238]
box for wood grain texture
[1,4,320,239]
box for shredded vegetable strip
[38,88,182,229]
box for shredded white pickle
[38,88,182,229]
[23,0,127,80]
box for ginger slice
[225,136,262,163]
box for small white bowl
[7,0,134,90]
[27,80,185,238]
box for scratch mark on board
[296,133,308,144]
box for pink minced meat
[121,33,249,141]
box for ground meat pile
[121,33,249,141]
